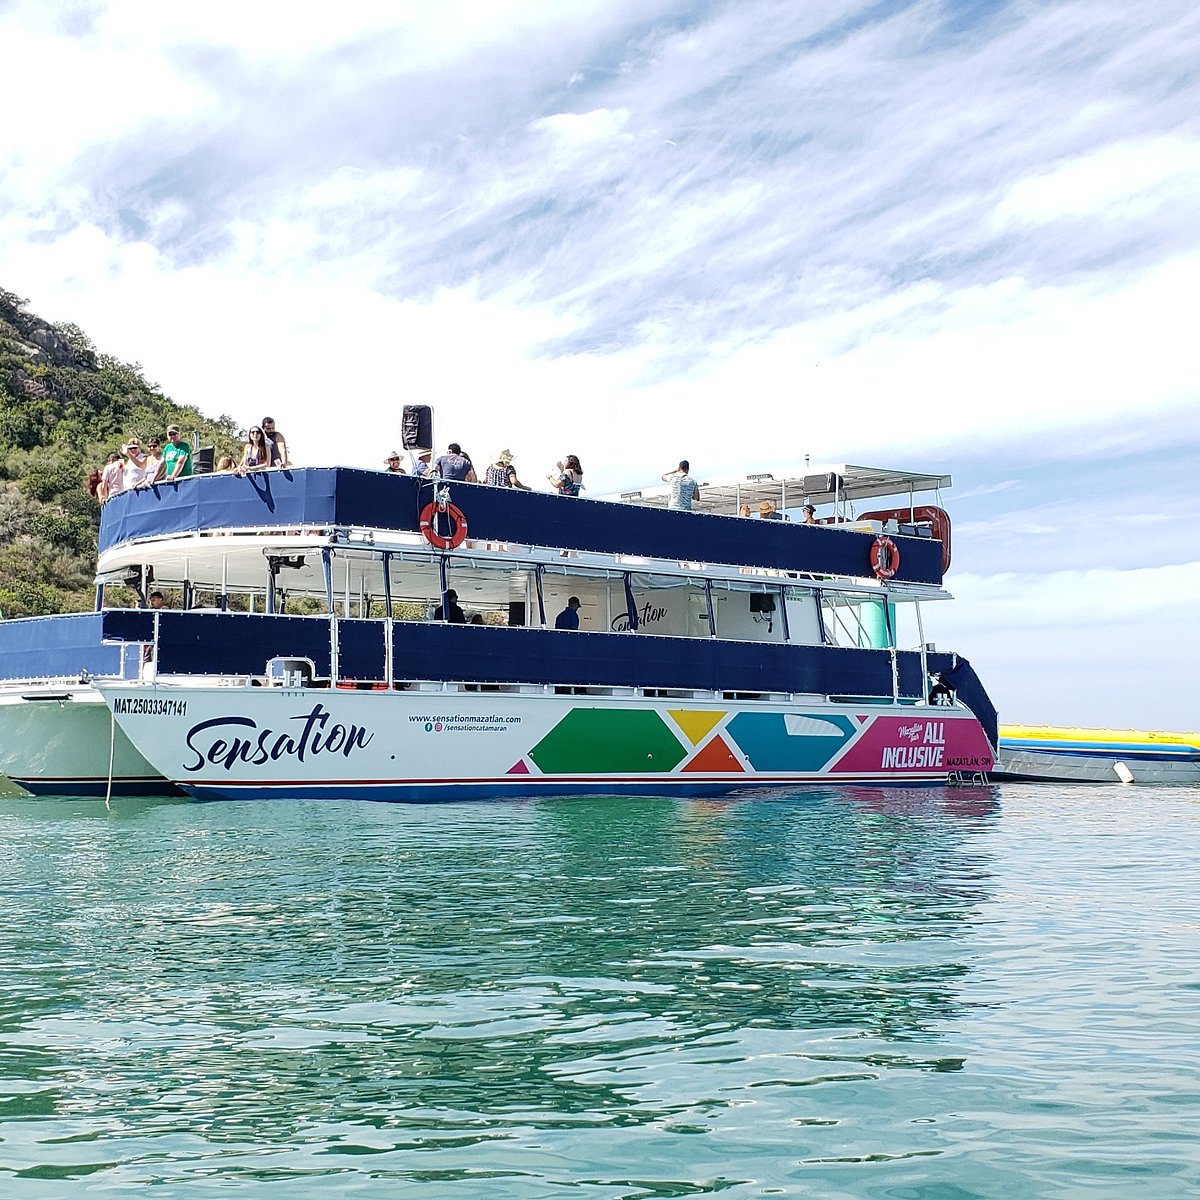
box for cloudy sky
[2,0,1197,731]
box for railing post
[916,600,929,702]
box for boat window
[783,587,821,646]
[622,573,710,637]
[540,566,623,633]
[708,581,786,643]
[820,593,894,649]
[386,556,538,625]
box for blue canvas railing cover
[99,469,946,585]
[97,609,967,705]
[0,613,131,681]
[0,608,995,748]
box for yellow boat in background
[996,724,1200,785]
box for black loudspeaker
[193,446,215,474]
[749,593,776,613]
[402,405,433,451]
[508,601,527,627]
[802,472,844,497]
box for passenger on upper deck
[384,451,406,474]
[662,460,700,511]
[262,417,290,468]
[129,437,161,489]
[238,426,271,474]
[99,452,125,504]
[158,426,192,482]
[413,450,432,477]
[485,449,531,490]
[550,455,583,496]
[433,443,477,482]
[799,504,817,524]
[759,500,781,520]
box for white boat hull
[0,685,177,797]
[97,683,996,801]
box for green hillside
[0,287,241,617]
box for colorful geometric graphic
[524,705,980,780]
[682,734,744,773]
[529,708,689,774]
[668,709,726,746]
[726,712,857,773]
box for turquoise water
[1,784,1197,1198]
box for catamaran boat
[0,464,997,801]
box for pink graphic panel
[830,716,994,774]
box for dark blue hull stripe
[11,777,185,798]
[178,773,975,803]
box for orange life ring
[419,501,468,550]
[859,505,952,573]
[870,535,900,580]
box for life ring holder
[870,535,900,580]
[419,500,468,550]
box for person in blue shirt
[433,443,477,482]
[554,597,581,630]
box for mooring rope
[104,704,116,811]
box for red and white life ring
[870,535,900,580]
[859,505,952,574]
[419,501,468,550]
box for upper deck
[98,467,948,587]
[603,464,951,517]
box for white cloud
[922,563,1200,730]
[993,136,1200,227]
[530,108,631,146]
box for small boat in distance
[995,725,1200,785]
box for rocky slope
[0,287,240,616]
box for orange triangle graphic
[683,734,745,773]
[669,709,726,746]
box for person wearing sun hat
[485,449,531,490]
[383,451,406,474]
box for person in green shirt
[157,424,193,481]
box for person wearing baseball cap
[157,425,193,482]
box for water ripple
[1,784,1198,1196]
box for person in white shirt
[125,436,162,489]
[662,460,700,511]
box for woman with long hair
[550,454,583,496]
[238,426,271,474]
